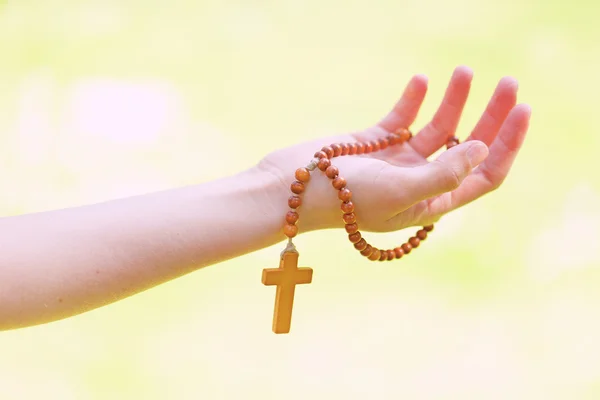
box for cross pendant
[262,250,313,334]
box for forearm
[0,166,286,330]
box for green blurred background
[1,0,599,399]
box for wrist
[247,163,289,236]
[254,159,338,236]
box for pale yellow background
[1,1,599,399]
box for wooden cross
[262,250,313,334]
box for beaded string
[282,128,460,261]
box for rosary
[261,127,460,334]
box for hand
[257,66,531,234]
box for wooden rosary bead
[360,244,373,257]
[386,250,395,260]
[317,158,331,171]
[288,195,302,209]
[340,143,350,155]
[416,229,428,240]
[348,232,362,244]
[284,224,298,238]
[401,243,412,254]
[342,213,356,224]
[409,237,420,248]
[394,128,411,142]
[348,143,358,155]
[338,188,352,202]
[354,239,368,251]
[314,151,328,159]
[447,136,459,149]
[370,141,381,152]
[394,247,404,259]
[295,168,310,182]
[331,143,342,157]
[345,223,358,234]
[388,134,401,145]
[332,177,346,190]
[368,249,381,261]
[321,146,334,158]
[285,211,299,224]
[290,181,305,194]
[325,166,339,179]
[356,143,365,154]
[341,201,354,213]
[424,225,434,232]
[379,251,388,261]
[378,138,389,150]
[364,142,373,154]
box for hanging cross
[262,250,313,334]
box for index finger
[377,74,429,133]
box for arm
[0,67,530,331]
[0,166,286,330]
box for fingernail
[466,142,489,166]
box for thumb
[403,140,489,203]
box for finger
[410,65,473,158]
[382,140,489,210]
[466,76,518,145]
[426,103,531,215]
[376,74,429,132]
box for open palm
[260,66,531,234]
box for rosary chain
[283,128,460,262]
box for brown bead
[417,229,428,240]
[388,134,401,145]
[331,143,342,157]
[295,168,310,183]
[370,141,380,152]
[394,247,404,259]
[290,181,305,194]
[401,243,412,254]
[338,188,352,202]
[317,157,331,171]
[345,223,358,234]
[349,232,362,244]
[363,142,373,154]
[341,201,354,213]
[379,138,389,150]
[395,128,412,142]
[354,238,368,251]
[321,146,334,158]
[356,143,365,154]
[325,166,339,179]
[332,176,346,190]
[284,224,298,238]
[288,195,302,209]
[342,213,356,224]
[368,249,381,261]
[360,244,374,257]
[348,143,358,155]
[409,237,420,248]
[379,251,388,261]
[447,137,460,149]
[423,225,434,232]
[340,143,350,155]
[285,211,299,224]
[386,250,395,260]
[314,151,328,159]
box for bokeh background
[1,0,599,399]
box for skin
[0,66,531,331]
